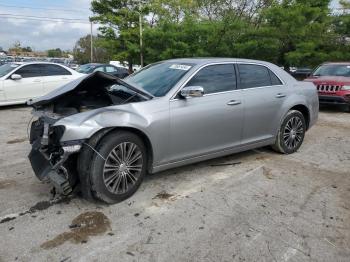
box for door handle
[276,93,286,98]
[33,79,41,83]
[227,100,241,106]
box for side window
[106,66,117,73]
[15,65,42,78]
[93,66,104,72]
[185,64,236,94]
[238,64,271,89]
[42,64,71,76]
[269,69,282,85]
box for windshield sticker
[169,64,192,71]
[347,66,350,68]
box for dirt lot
[0,105,349,262]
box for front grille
[316,84,341,92]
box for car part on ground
[27,58,319,204]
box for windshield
[313,64,350,77]
[0,63,20,77]
[125,62,194,97]
[77,64,96,74]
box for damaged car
[28,58,319,204]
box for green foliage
[47,48,62,58]
[73,35,111,64]
[88,0,350,68]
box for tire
[87,131,147,204]
[272,110,306,154]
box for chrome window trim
[170,61,285,101]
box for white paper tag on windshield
[169,64,191,71]
[347,66,350,68]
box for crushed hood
[27,71,153,108]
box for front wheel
[87,131,147,204]
[272,110,306,154]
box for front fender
[54,107,151,142]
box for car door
[168,64,244,163]
[237,63,287,144]
[3,64,44,101]
[41,64,73,94]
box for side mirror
[11,74,22,80]
[181,86,204,98]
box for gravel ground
[0,105,349,262]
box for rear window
[238,64,282,89]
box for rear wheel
[88,131,147,204]
[272,110,306,154]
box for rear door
[237,63,287,144]
[3,64,44,101]
[168,64,244,163]
[41,64,73,94]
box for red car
[304,62,350,112]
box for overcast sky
[0,0,342,51]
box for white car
[0,62,83,106]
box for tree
[90,0,149,71]
[47,48,63,57]
[73,35,111,64]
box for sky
[0,0,343,52]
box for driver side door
[168,64,244,163]
[3,64,44,102]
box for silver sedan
[28,58,319,203]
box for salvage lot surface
[0,106,349,262]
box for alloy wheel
[283,116,304,150]
[103,142,143,194]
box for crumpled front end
[28,109,84,195]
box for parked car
[304,62,350,111]
[77,63,129,78]
[28,58,318,203]
[291,67,313,80]
[0,62,83,106]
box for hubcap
[283,116,304,149]
[103,142,143,195]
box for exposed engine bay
[27,72,153,196]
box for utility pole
[90,21,93,63]
[139,0,143,68]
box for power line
[0,15,91,24]
[0,13,89,21]
[0,3,91,13]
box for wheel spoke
[128,152,142,165]
[105,172,119,187]
[112,175,122,193]
[126,143,136,162]
[110,149,122,164]
[126,170,137,184]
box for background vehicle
[290,67,313,80]
[77,63,129,78]
[28,58,318,204]
[0,62,83,106]
[304,62,350,112]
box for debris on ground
[40,211,111,249]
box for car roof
[163,57,278,66]
[322,62,350,65]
